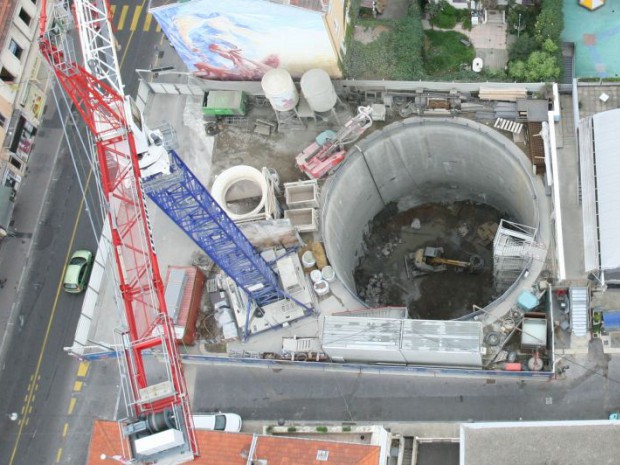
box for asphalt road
[0,98,103,464]
[190,356,620,424]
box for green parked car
[63,250,94,293]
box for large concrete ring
[321,117,551,319]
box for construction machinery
[410,247,484,275]
[39,1,198,462]
[39,1,312,461]
[296,106,373,179]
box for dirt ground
[354,200,511,319]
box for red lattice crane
[39,1,197,462]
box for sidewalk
[0,99,66,367]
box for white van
[192,413,242,432]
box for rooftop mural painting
[151,0,340,80]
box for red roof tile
[88,421,381,465]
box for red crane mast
[38,1,197,461]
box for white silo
[261,68,299,112]
[300,68,338,113]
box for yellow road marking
[73,381,83,392]
[63,423,69,438]
[156,23,161,32]
[77,361,89,378]
[7,150,94,465]
[24,417,29,426]
[110,4,116,16]
[143,13,153,32]
[67,398,77,415]
[55,448,62,463]
[120,0,148,67]
[20,405,26,415]
[118,5,129,30]
[130,5,143,31]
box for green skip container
[202,90,247,117]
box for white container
[300,68,338,113]
[261,68,299,111]
[310,269,322,283]
[301,251,316,269]
[314,279,330,296]
[284,208,318,233]
[321,265,335,282]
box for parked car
[63,249,94,293]
[192,413,242,432]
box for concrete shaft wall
[322,117,543,300]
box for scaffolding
[493,220,537,294]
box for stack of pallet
[479,87,527,102]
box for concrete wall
[322,117,542,299]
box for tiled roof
[88,421,381,465]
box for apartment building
[0,0,50,236]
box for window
[0,113,6,128]
[0,67,15,82]
[8,40,23,60]
[18,8,32,27]
[9,157,23,170]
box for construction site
[28,0,612,462]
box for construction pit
[322,116,550,320]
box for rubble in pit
[354,201,510,320]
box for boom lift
[39,1,197,462]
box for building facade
[0,0,50,235]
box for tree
[508,33,538,62]
[425,1,443,30]
[508,39,561,82]
[534,0,564,44]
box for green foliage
[462,14,472,31]
[316,426,328,433]
[508,39,561,82]
[287,426,297,432]
[425,0,443,25]
[344,3,425,80]
[342,425,352,432]
[429,0,462,29]
[534,0,564,44]
[433,11,457,29]
[390,8,425,79]
[423,30,475,76]
[506,4,540,37]
[508,33,538,62]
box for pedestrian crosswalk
[110,4,161,32]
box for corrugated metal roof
[322,317,401,349]
[591,110,620,270]
[322,317,482,353]
[570,287,589,337]
[401,320,482,353]
[579,116,599,272]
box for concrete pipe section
[211,165,268,221]
[322,117,551,320]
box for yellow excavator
[410,247,484,275]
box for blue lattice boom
[143,151,281,307]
